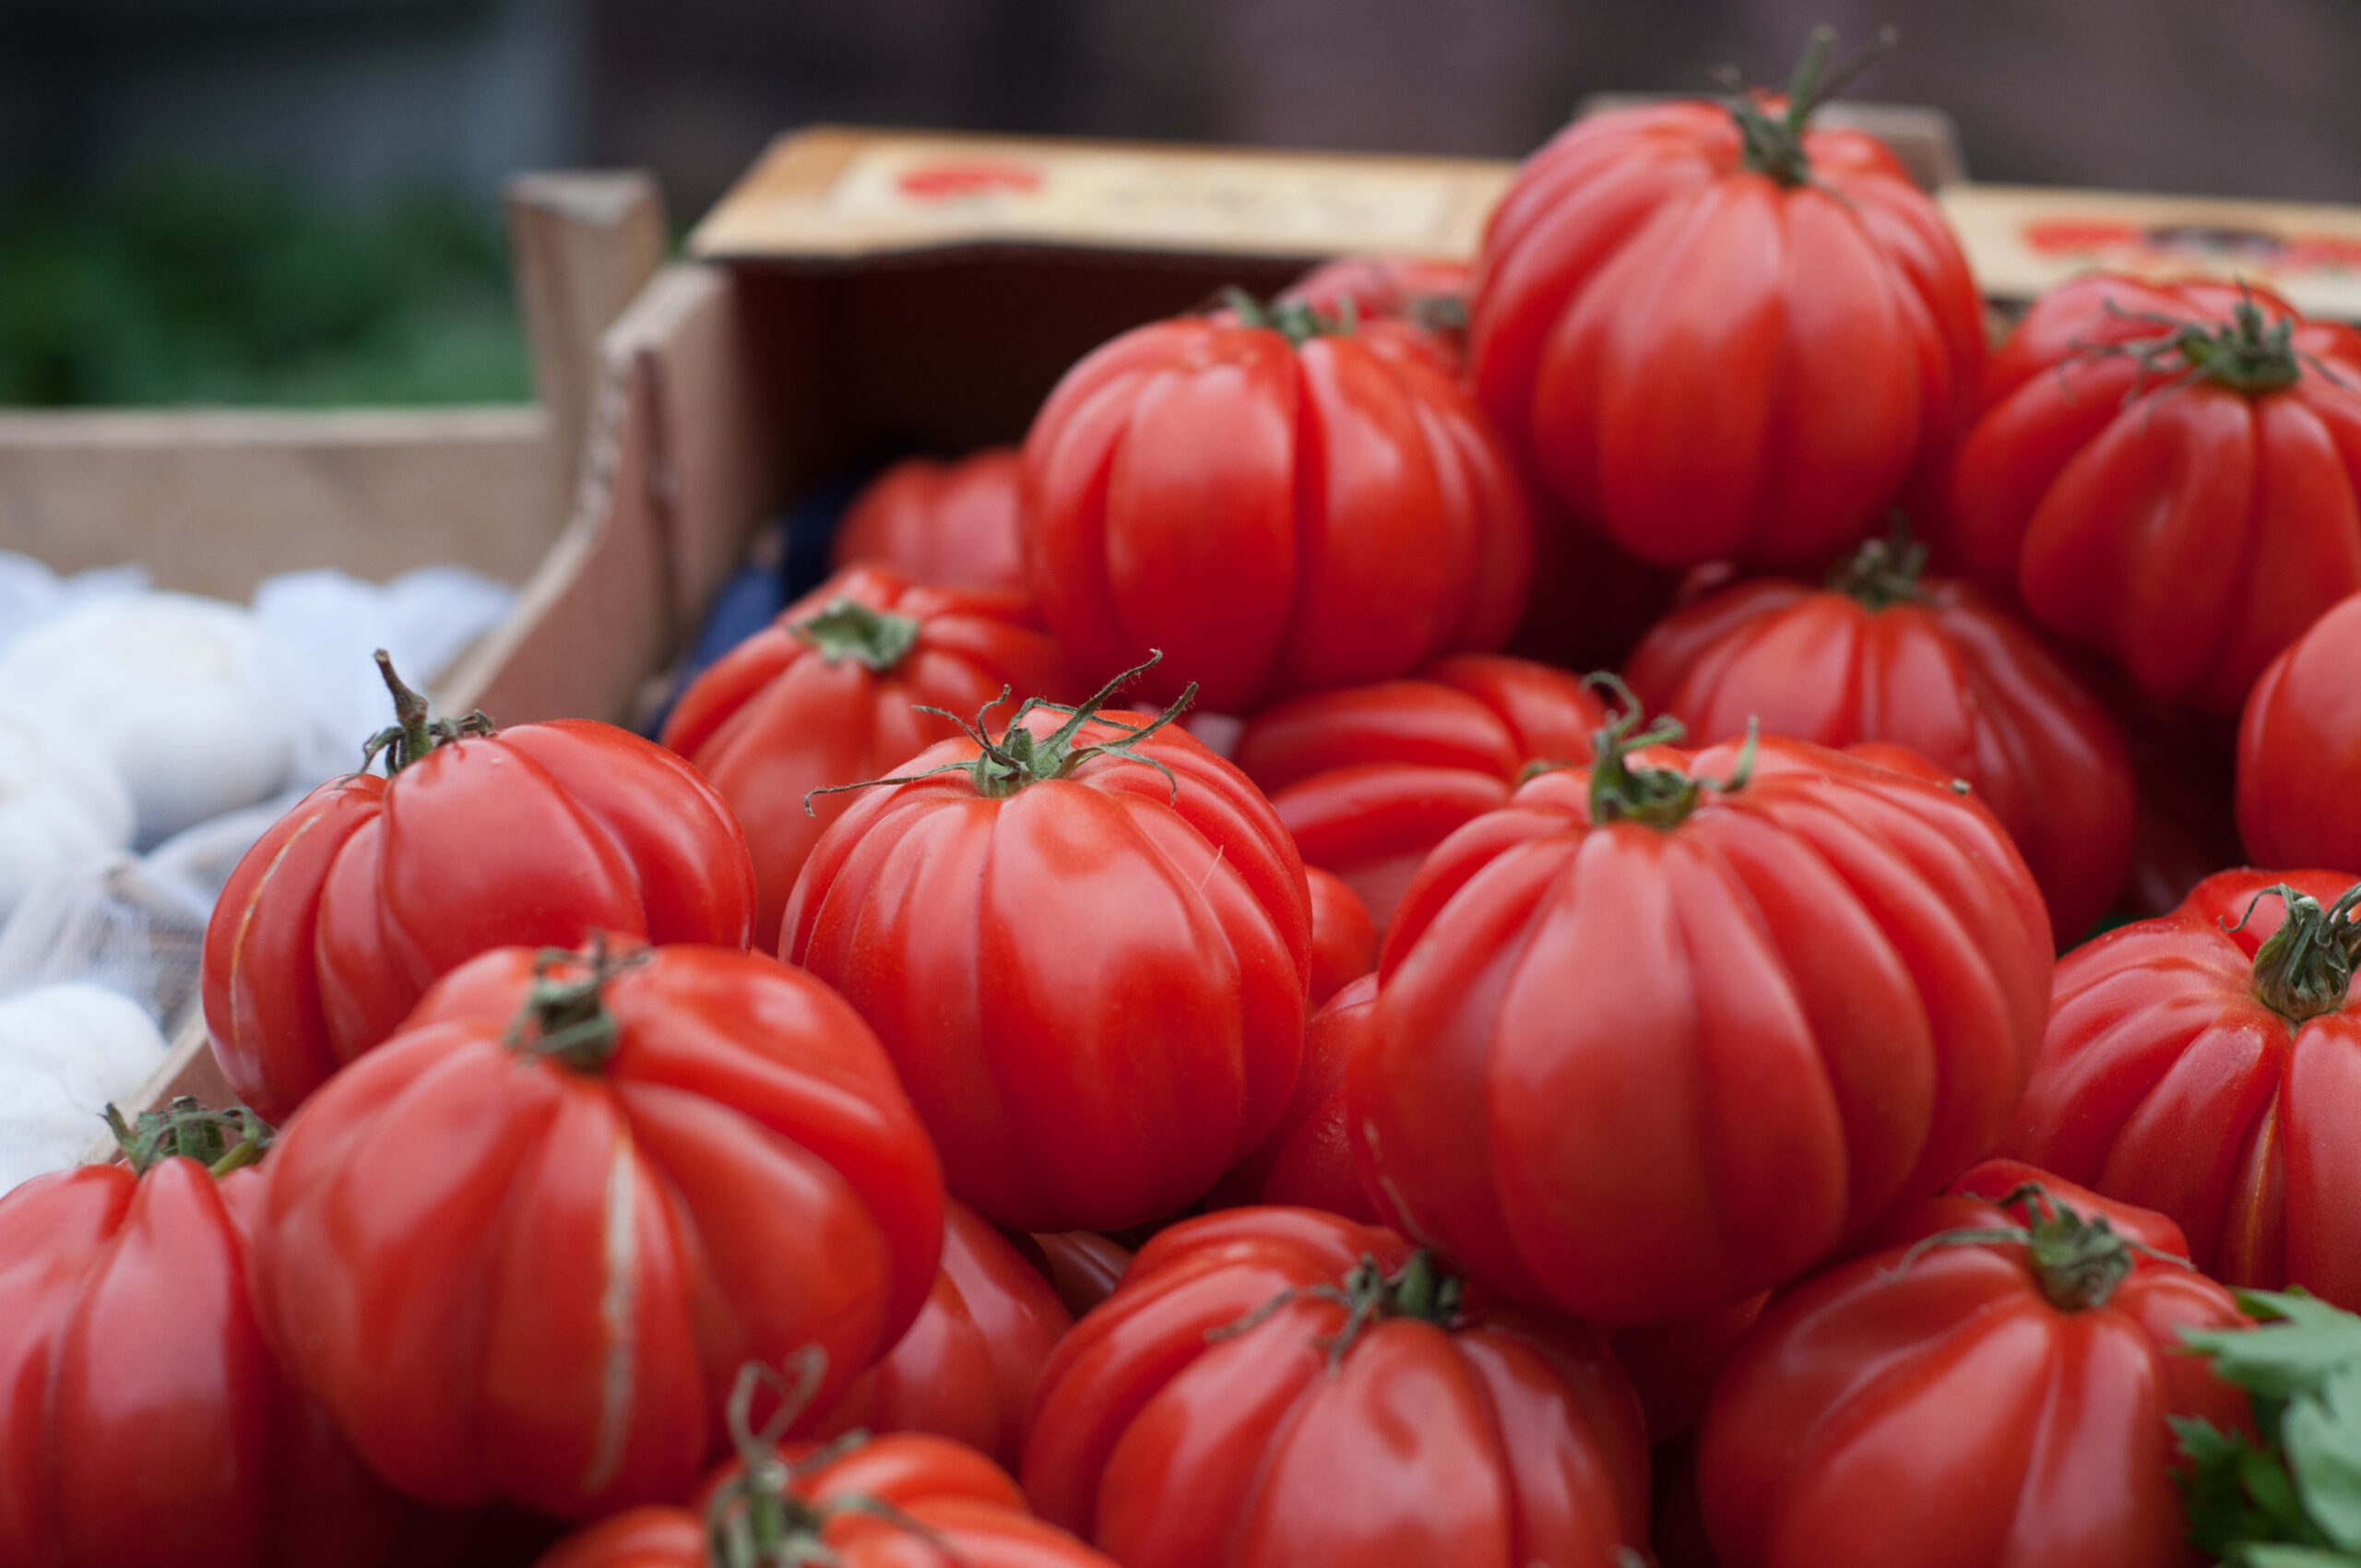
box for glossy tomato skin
[1304,866,1377,1005]
[1233,654,1608,931]
[783,708,1311,1232]
[1209,972,1381,1223]
[1951,275,2361,714]
[537,1431,1118,1568]
[1020,1207,1652,1568]
[1626,570,2136,939]
[659,564,1074,949]
[252,943,945,1521]
[0,1160,394,1568]
[1470,101,1983,569]
[1355,738,2055,1324]
[810,1198,1073,1469]
[830,449,1029,595]
[2238,591,2361,871]
[204,718,755,1125]
[2005,867,2361,1307]
[1022,313,1532,712]
[1696,1187,2250,1568]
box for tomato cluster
[18,27,2361,1568]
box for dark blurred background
[6,0,2359,406]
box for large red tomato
[0,1105,392,1568]
[1022,297,1532,712]
[1020,1206,1652,1567]
[658,564,1073,948]
[252,939,945,1520]
[1625,526,2136,938]
[1696,1181,2250,1567]
[1304,866,1378,1006]
[1208,972,1381,1224]
[540,1423,1116,1568]
[204,655,755,1124]
[2005,868,2361,1308]
[809,1198,1072,1469]
[830,448,1028,595]
[1353,695,2055,1324]
[1233,654,1608,930]
[1469,36,1984,568]
[782,670,1311,1232]
[2238,590,2361,871]
[1950,275,2361,714]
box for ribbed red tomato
[1209,971,1381,1223]
[1697,1181,2249,1567]
[1469,36,1983,568]
[204,655,755,1124]
[1353,696,2055,1324]
[2238,590,2361,872]
[2005,868,2361,1308]
[1021,1207,1652,1567]
[1950,275,2361,714]
[782,672,1311,1232]
[809,1198,1072,1469]
[0,1107,392,1568]
[658,564,1073,949]
[252,940,945,1520]
[1022,299,1532,712]
[1279,255,1470,375]
[1625,527,2135,938]
[1305,865,1377,1005]
[1233,654,1607,931]
[830,448,1028,595]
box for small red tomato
[1210,972,1381,1223]
[1233,654,1607,931]
[2006,868,2361,1308]
[1021,1207,1652,1567]
[809,1198,1072,1469]
[1022,296,1532,712]
[1950,275,2361,714]
[1305,866,1377,1004]
[1625,525,2136,939]
[830,448,1029,595]
[0,1103,394,1568]
[1698,1182,2250,1568]
[783,663,1311,1232]
[204,654,755,1124]
[1471,35,1984,568]
[252,939,945,1520]
[1279,254,1470,375]
[659,564,1073,949]
[2237,590,2361,872]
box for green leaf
[2186,1290,2361,1404]
[2236,1545,2361,1567]
[2286,1364,2361,1550]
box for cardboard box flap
[690,126,1514,266]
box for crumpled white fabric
[0,552,149,663]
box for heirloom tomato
[1354,688,2054,1324]
[1469,31,1983,568]
[830,448,1029,596]
[252,939,944,1520]
[1625,525,2135,938]
[2237,590,2361,872]
[1233,654,1607,930]
[1209,972,1381,1224]
[1697,1182,2249,1568]
[782,663,1311,1232]
[809,1198,1072,1469]
[2006,868,2361,1308]
[1021,1206,1652,1568]
[1305,865,1377,1004]
[1279,254,1470,375]
[204,653,754,1124]
[1021,294,1531,712]
[0,1103,392,1568]
[1950,275,2361,713]
[659,564,1073,948]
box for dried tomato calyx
[102,1096,274,1178]
[502,935,648,1073]
[1222,286,1354,346]
[2232,883,2361,1025]
[1209,1249,1466,1373]
[789,598,922,673]
[1581,672,1756,831]
[1827,514,1929,611]
[1723,25,1897,188]
[2085,288,2308,398]
[361,648,494,776]
[1891,1183,2188,1313]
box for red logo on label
[2025,219,2361,275]
[895,160,1045,201]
